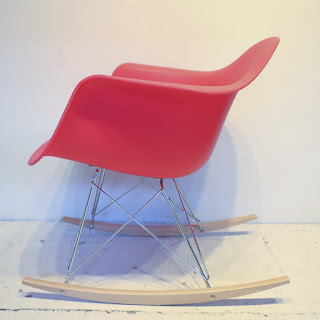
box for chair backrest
[29,38,279,178]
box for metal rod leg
[90,168,106,231]
[161,181,210,288]
[173,179,210,279]
[174,180,204,231]
[65,168,100,284]
[140,177,201,222]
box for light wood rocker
[23,37,290,305]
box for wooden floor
[0,221,319,319]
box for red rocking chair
[23,37,289,305]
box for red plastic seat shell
[29,37,279,178]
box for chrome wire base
[65,168,211,287]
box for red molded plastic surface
[29,37,279,178]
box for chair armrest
[112,63,215,86]
[112,37,279,92]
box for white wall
[0,0,319,223]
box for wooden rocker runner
[61,213,258,237]
[23,37,290,305]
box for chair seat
[28,37,280,178]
